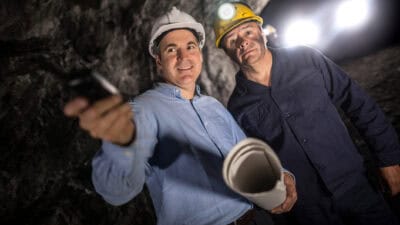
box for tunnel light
[263,24,277,37]
[335,0,370,29]
[218,3,235,20]
[283,19,320,47]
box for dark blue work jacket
[228,47,400,201]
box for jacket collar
[235,69,271,96]
[235,47,283,96]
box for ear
[263,34,268,46]
[199,49,203,64]
[258,25,268,45]
[155,55,162,72]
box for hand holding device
[66,69,121,103]
[64,69,135,146]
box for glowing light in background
[283,19,320,47]
[263,24,277,36]
[335,0,370,29]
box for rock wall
[340,47,400,204]
[0,0,268,224]
[0,0,399,224]
[341,46,400,133]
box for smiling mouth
[177,65,193,71]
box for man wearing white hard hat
[213,2,400,225]
[64,6,297,225]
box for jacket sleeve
[310,48,400,167]
[91,100,157,205]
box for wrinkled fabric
[92,83,252,225]
[228,46,400,223]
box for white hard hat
[148,6,205,58]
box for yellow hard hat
[213,2,263,48]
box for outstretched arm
[64,95,152,205]
[64,95,135,146]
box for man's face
[221,22,266,66]
[156,29,203,91]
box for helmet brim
[148,22,205,58]
[216,16,263,48]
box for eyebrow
[162,43,177,51]
[162,40,198,51]
[224,23,254,40]
[187,41,198,46]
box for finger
[280,201,291,212]
[64,97,89,116]
[272,183,297,213]
[283,173,298,210]
[270,205,284,214]
[89,129,99,139]
[104,110,134,145]
[284,190,297,211]
[281,196,295,212]
[390,185,400,196]
[79,95,123,128]
[95,103,132,139]
[277,195,293,213]
[91,95,124,116]
[79,116,95,132]
[80,95,123,122]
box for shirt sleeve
[91,99,158,205]
[310,48,400,167]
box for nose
[177,48,189,61]
[237,37,249,49]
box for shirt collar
[154,82,202,99]
[235,70,270,96]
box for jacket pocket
[240,102,283,144]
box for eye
[231,39,237,47]
[225,38,236,48]
[166,47,177,54]
[187,43,197,50]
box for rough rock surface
[0,0,268,224]
[0,0,399,224]
[341,46,400,134]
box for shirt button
[284,112,291,118]
[302,139,307,144]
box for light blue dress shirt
[92,83,252,225]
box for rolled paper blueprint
[223,138,286,210]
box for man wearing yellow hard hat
[213,2,400,225]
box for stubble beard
[239,34,267,74]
